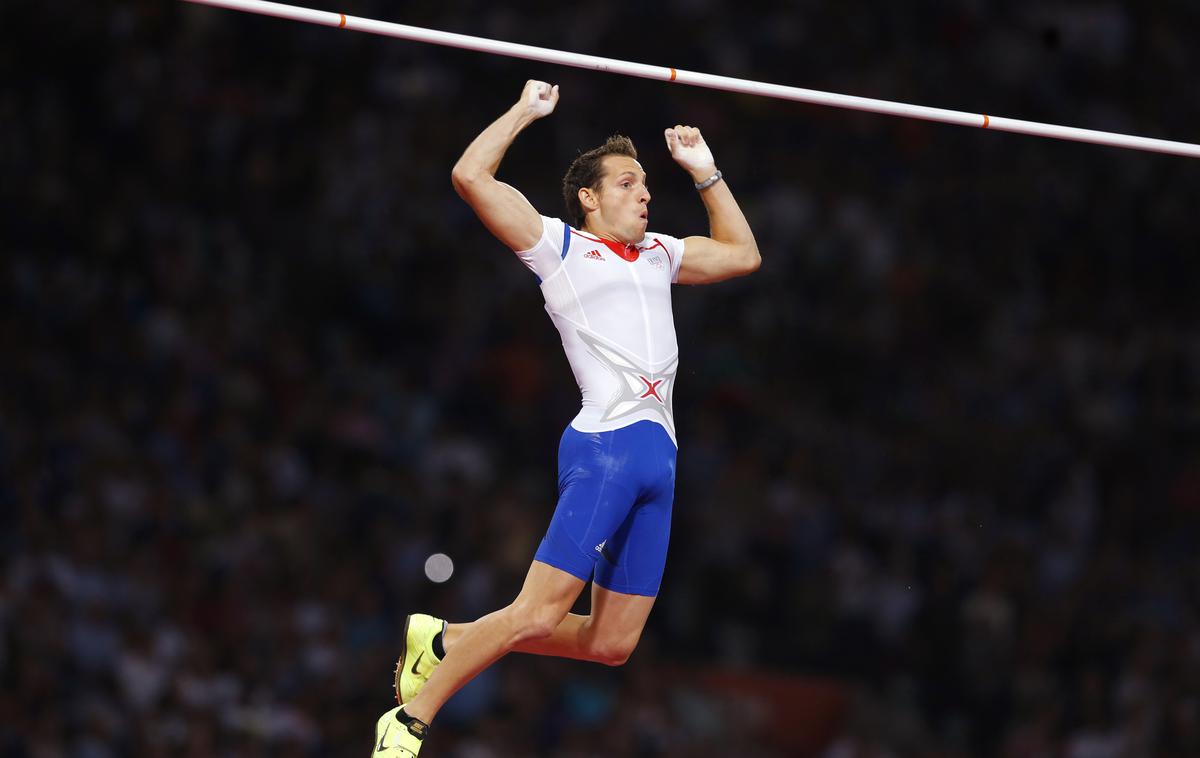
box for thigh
[592,487,673,596]
[587,581,657,642]
[533,426,640,582]
[517,559,589,612]
[593,424,676,597]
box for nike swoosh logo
[376,723,390,752]
[409,651,424,676]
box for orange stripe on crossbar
[670,68,677,81]
[338,13,346,28]
[982,114,990,128]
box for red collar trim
[601,237,640,262]
[571,229,642,262]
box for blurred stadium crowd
[3,1,1199,756]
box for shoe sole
[393,614,413,703]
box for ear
[579,186,600,214]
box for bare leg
[444,582,656,666]
[401,561,585,724]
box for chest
[565,240,672,291]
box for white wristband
[694,170,723,191]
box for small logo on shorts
[595,539,614,563]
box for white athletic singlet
[515,216,686,445]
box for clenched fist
[519,80,559,120]
[664,125,716,180]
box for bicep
[454,176,544,251]
[677,235,753,285]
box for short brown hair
[561,135,638,228]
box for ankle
[441,622,463,655]
[403,700,436,729]
[399,705,433,733]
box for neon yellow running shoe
[393,613,446,704]
[371,706,427,757]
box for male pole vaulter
[374,79,760,756]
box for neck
[583,220,634,246]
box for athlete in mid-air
[373,79,760,756]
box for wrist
[506,106,535,129]
[507,102,541,129]
[687,165,718,184]
[692,168,723,191]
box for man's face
[592,155,650,242]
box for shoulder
[515,216,570,253]
[640,231,686,281]
[640,230,683,256]
[512,216,576,280]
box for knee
[589,634,639,667]
[505,603,562,645]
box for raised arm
[451,80,560,251]
[665,126,761,285]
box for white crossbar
[181,0,1200,159]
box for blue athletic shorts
[533,420,677,597]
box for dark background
[3,1,1199,756]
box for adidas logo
[595,539,607,553]
[583,249,604,261]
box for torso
[515,217,685,445]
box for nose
[640,187,651,204]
